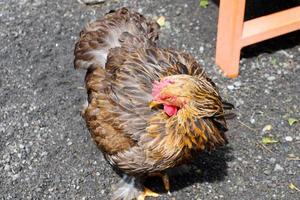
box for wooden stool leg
[215,0,246,78]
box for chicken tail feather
[74,7,159,69]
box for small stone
[160,8,166,13]
[287,170,294,175]
[269,157,276,164]
[3,154,11,163]
[4,164,10,171]
[227,85,234,90]
[271,176,277,181]
[12,173,20,181]
[285,136,293,142]
[263,169,271,175]
[234,81,241,87]
[250,118,255,124]
[199,46,204,53]
[274,164,284,172]
[41,151,48,156]
[175,8,182,16]
[264,89,270,94]
[267,76,276,81]
[164,21,171,29]
[205,43,212,48]
[237,99,244,106]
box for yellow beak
[148,101,161,108]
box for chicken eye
[156,104,164,109]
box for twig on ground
[77,0,106,6]
[238,120,258,133]
[255,142,274,154]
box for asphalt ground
[0,0,299,199]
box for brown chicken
[74,7,233,200]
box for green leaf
[261,136,278,145]
[288,118,298,126]
[199,0,209,8]
[271,58,277,65]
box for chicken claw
[137,187,160,200]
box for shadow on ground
[145,146,235,193]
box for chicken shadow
[145,145,235,193]
[211,0,300,58]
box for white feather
[89,50,108,67]
[112,175,142,200]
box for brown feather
[74,7,233,179]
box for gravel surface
[1,0,299,199]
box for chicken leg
[149,172,170,193]
[137,187,160,200]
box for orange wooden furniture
[215,0,300,78]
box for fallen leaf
[199,0,209,8]
[262,124,272,132]
[156,16,166,27]
[282,113,289,118]
[261,136,278,145]
[288,183,300,192]
[288,118,298,126]
[289,183,296,189]
[271,58,277,66]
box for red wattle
[164,104,178,116]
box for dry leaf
[262,124,272,132]
[156,16,166,27]
[288,183,300,191]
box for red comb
[151,79,174,98]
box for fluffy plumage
[74,7,233,200]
